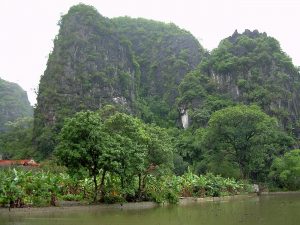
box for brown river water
[0,193,299,225]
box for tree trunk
[121,176,124,189]
[50,192,57,206]
[138,173,142,192]
[93,173,98,202]
[99,170,106,201]
[137,173,142,199]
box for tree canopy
[201,105,294,180]
[55,109,174,201]
[55,111,108,200]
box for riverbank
[178,193,257,205]
[260,191,300,195]
[4,191,300,215]
[0,193,258,215]
[0,201,158,215]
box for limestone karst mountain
[34,4,204,156]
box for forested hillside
[0,77,32,131]
[179,30,300,136]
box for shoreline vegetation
[1,110,299,210]
[0,167,254,209]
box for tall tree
[203,105,294,180]
[55,111,110,201]
[139,125,174,193]
[103,113,147,192]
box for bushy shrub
[269,149,300,190]
[0,168,87,208]
[0,168,253,207]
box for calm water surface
[1,193,299,225]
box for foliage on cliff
[113,17,204,125]
[179,30,300,136]
[0,78,32,132]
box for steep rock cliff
[34,4,139,156]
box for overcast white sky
[0,0,299,105]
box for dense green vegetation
[0,167,251,208]
[269,149,300,190]
[55,108,173,202]
[1,4,299,209]
[194,105,294,180]
[0,168,75,208]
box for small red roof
[0,159,39,167]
